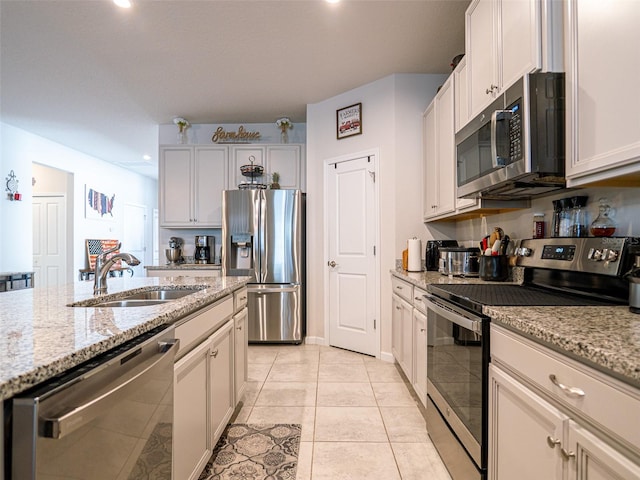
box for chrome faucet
[93,242,140,295]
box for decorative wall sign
[85,185,116,219]
[212,126,261,143]
[337,103,362,139]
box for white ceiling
[0,0,469,178]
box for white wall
[1,123,157,278]
[306,73,446,357]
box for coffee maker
[195,235,215,264]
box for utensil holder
[479,255,509,281]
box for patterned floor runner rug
[198,424,301,480]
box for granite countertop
[485,305,640,388]
[0,275,250,401]
[145,264,222,270]
[391,267,522,290]
[390,267,640,389]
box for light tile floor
[233,343,452,480]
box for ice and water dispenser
[229,233,253,270]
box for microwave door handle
[490,110,513,168]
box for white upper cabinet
[423,76,456,220]
[229,145,266,189]
[159,145,228,228]
[266,145,305,191]
[564,0,640,186]
[465,0,562,119]
[229,144,305,191]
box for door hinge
[373,245,376,255]
[374,318,377,329]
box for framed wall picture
[337,103,362,139]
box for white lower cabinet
[391,293,413,381]
[209,320,235,444]
[391,276,428,407]
[233,307,248,403]
[174,338,213,480]
[411,307,427,406]
[489,364,566,480]
[173,289,247,480]
[567,420,640,480]
[489,324,640,480]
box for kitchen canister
[407,238,422,272]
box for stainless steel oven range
[424,237,639,480]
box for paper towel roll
[407,238,422,272]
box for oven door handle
[424,293,482,333]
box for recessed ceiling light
[113,0,132,8]
[326,0,340,3]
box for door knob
[328,260,337,267]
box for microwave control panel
[508,102,523,162]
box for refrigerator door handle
[249,285,299,294]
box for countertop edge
[0,277,250,401]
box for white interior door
[327,155,377,356]
[123,203,147,276]
[32,195,67,287]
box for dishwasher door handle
[42,338,179,439]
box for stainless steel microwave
[455,72,565,200]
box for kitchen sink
[91,299,171,307]
[69,287,204,307]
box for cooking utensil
[438,247,480,277]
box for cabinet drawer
[391,277,413,303]
[491,325,640,451]
[175,296,234,356]
[413,286,428,313]
[234,287,248,312]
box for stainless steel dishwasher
[11,325,178,480]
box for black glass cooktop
[428,283,615,312]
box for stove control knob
[516,247,532,257]
[587,248,596,260]
[592,249,603,261]
[606,249,619,262]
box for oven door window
[427,308,483,444]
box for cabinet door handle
[420,328,426,333]
[560,447,575,459]
[211,349,219,358]
[546,436,561,449]
[237,326,242,331]
[549,374,585,398]
[396,285,403,290]
[395,306,402,310]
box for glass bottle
[559,198,572,237]
[551,200,561,237]
[590,198,616,237]
[533,213,545,239]
[570,196,589,237]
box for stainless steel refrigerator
[222,189,305,343]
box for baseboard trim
[304,336,327,345]
[380,351,394,363]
